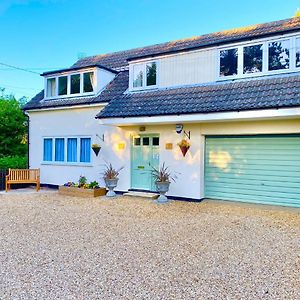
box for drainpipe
[24,111,30,169]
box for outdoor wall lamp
[175,124,190,139]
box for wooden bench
[5,169,40,192]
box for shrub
[0,155,28,170]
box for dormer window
[71,74,80,94]
[58,76,68,95]
[46,78,56,97]
[217,35,300,80]
[131,61,157,90]
[45,71,95,99]
[83,72,94,93]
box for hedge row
[0,156,28,170]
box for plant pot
[58,186,107,197]
[156,181,170,203]
[104,178,119,197]
[179,145,190,157]
[92,146,101,156]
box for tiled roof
[73,18,300,70]
[97,74,300,119]
[23,72,128,110]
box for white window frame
[44,70,96,100]
[216,33,300,81]
[42,136,93,166]
[130,60,159,91]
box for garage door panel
[205,136,300,207]
[205,182,300,197]
[205,191,300,207]
[205,177,300,188]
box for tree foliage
[0,92,28,157]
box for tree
[0,91,28,157]
[294,9,300,17]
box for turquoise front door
[131,135,160,191]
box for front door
[131,135,160,191]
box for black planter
[92,146,101,156]
[0,169,8,191]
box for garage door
[204,135,300,207]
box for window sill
[41,162,93,167]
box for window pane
[43,138,52,161]
[133,65,143,88]
[146,62,157,86]
[134,137,141,146]
[220,48,238,76]
[71,74,80,94]
[83,72,94,93]
[296,38,300,68]
[243,44,263,74]
[268,40,290,71]
[58,76,68,95]
[80,138,91,163]
[152,137,159,146]
[46,78,56,97]
[142,137,149,146]
[67,138,77,162]
[55,138,64,162]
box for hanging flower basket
[177,139,191,157]
[92,143,101,156]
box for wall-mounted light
[175,124,183,134]
[175,124,191,139]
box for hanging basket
[179,145,190,157]
[92,146,101,156]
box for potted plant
[177,139,191,157]
[92,143,101,156]
[152,163,175,203]
[103,163,123,197]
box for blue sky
[0,0,299,100]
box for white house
[24,17,300,207]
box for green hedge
[0,156,28,170]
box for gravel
[0,192,299,300]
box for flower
[177,139,191,147]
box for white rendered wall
[27,108,300,199]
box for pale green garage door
[204,135,300,207]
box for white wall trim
[26,103,107,113]
[98,107,300,126]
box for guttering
[41,64,118,76]
[98,107,300,126]
[25,102,107,113]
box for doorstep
[123,191,159,199]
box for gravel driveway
[0,192,299,300]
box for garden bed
[58,186,106,197]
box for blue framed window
[80,138,91,163]
[55,138,65,162]
[43,138,53,161]
[67,138,77,162]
